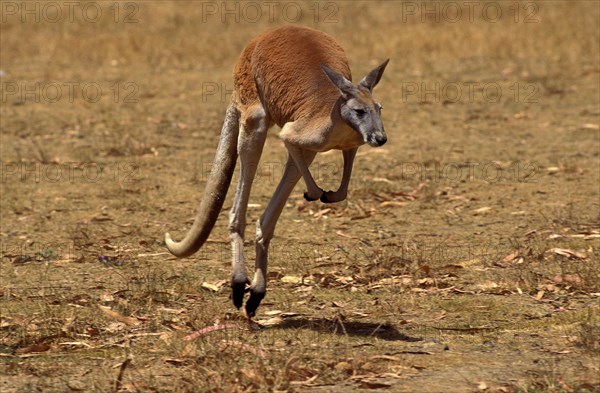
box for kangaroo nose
[376,135,387,146]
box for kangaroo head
[321,59,389,147]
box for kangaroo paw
[245,290,266,317]
[320,191,335,203]
[303,192,320,202]
[231,278,250,309]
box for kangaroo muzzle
[367,129,387,147]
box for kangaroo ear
[359,59,390,92]
[321,64,356,99]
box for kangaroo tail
[165,102,239,258]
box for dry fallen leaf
[535,290,545,300]
[219,340,265,357]
[290,375,319,386]
[546,248,587,259]
[201,282,221,292]
[335,361,353,374]
[473,207,492,215]
[66,380,87,391]
[259,316,283,327]
[336,230,358,239]
[164,358,187,366]
[159,307,187,314]
[368,355,402,362]
[478,281,499,291]
[358,379,392,389]
[373,177,393,184]
[552,274,583,285]
[514,112,529,119]
[98,306,141,327]
[283,312,304,319]
[91,214,112,222]
[313,208,331,219]
[100,293,115,302]
[15,342,51,355]
[503,250,522,263]
[180,342,197,357]
[510,210,528,216]
[240,368,264,386]
[380,201,407,208]
[59,341,92,348]
[281,275,303,284]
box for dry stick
[115,357,132,392]
[334,313,348,336]
[369,322,386,337]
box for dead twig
[115,356,132,392]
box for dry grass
[1,1,599,392]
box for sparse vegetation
[1,1,599,392]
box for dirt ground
[1,1,599,392]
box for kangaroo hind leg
[229,104,269,309]
[245,150,317,317]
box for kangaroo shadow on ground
[269,317,422,342]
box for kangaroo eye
[354,108,366,116]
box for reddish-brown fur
[233,25,352,128]
[167,25,388,316]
